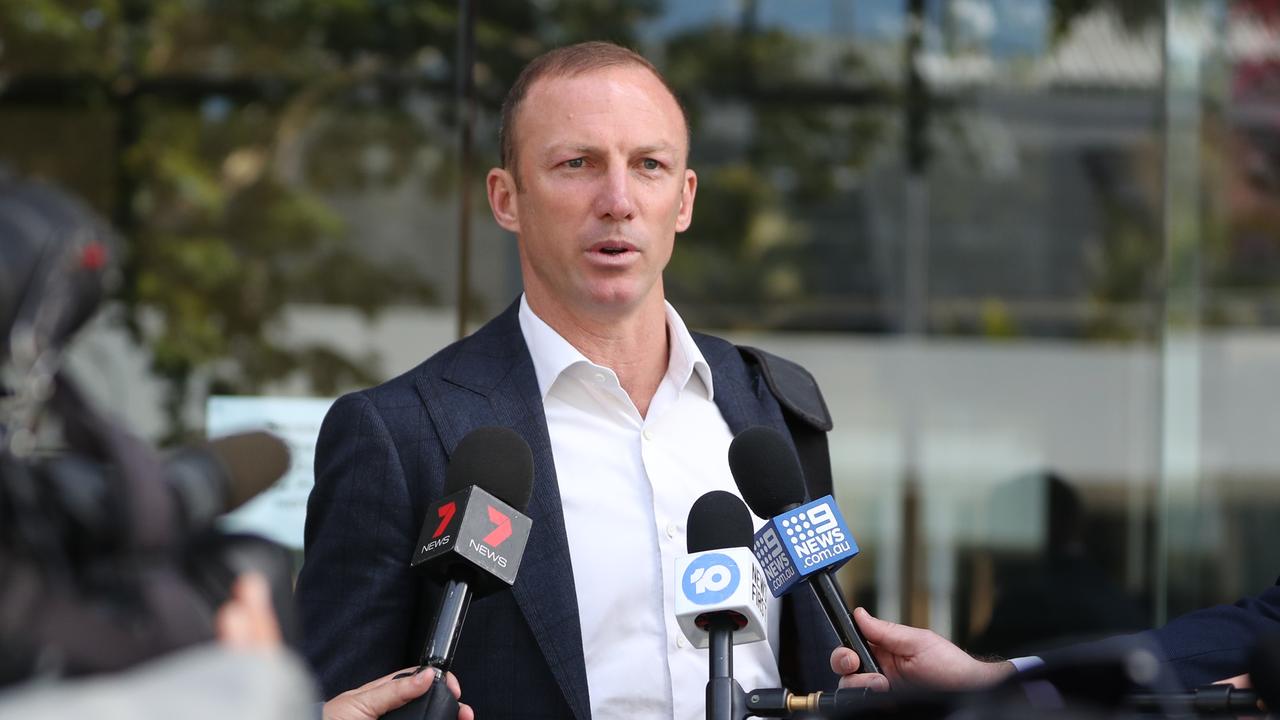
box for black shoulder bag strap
[737,345,840,692]
[737,346,834,499]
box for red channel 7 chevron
[412,486,532,592]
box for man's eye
[566,158,585,168]
[641,159,660,170]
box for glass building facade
[3,0,1279,655]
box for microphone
[676,490,771,647]
[39,430,290,544]
[728,425,881,676]
[167,430,291,529]
[677,490,769,720]
[385,427,534,720]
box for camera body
[0,172,294,688]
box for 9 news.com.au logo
[751,496,859,596]
[753,527,795,594]
[780,501,843,552]
[680,552,740,605]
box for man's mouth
[589,240,638,256]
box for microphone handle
[380,669,460,720]
[708,620,734,681]
[811,571,881,675]
[383,577,473,719]
[705,616,740,720]
[419,577,472,670]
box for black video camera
[0,170,295,687]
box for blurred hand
[322,667,474,720]
[215,573,282,650]
[215,576,473,718]
[831,608,1016,692]
[1213,673,1252,689]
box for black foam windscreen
[444,427,534,512]
[1252,630,1280,711]
[686,490,754,553]
[208,431,291,510]
[727,425,809,519]
[166,431,290,529]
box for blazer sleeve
[1148,581,1280,688]
[294,392,423,700]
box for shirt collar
[517,294,714,401]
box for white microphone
[675,491,769,720]
[675,545,770,648]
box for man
[831,581,1280,693]
[296,42,842,719]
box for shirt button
[642,429,654,441]
[593,373,606,384]
[666,523,677,539]
[676,636,686,648]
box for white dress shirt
[518,295,782,720]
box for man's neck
[526,293,670,418]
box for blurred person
[0,169,464,720]
[0,572,468,720]
[221,574,473,720]
[968,471,1145,657]
[296,41,842,719]
[831,580,1280,692]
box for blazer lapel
[697,334,787,436]
[415,304,592,720]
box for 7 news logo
[420,500,458,555]
[417,496,518,567]
[467,504,514,568]
[413,487,530,587]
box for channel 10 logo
[680,552,741,605]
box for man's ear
[487,168,520,233]
[675,168,697,232]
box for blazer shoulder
[357,302,522,405]
[692,331,833,432]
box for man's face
[487,65,696,318]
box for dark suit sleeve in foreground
[1149,582,1280,688]
[294,392,423,700]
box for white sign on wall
[206,396,334,549]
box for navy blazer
[1148,580,1280,687]
[295,301,840,718]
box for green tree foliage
[0,0,669,439]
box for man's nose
[594,165,636,220]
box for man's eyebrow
[543,144,601,158]
[541,142,680,158]
[634,142,678,156]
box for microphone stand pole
[705,616,750,720]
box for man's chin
[580,284,659,316]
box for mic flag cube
[412,486,532,595]
[674,547,770,648]
[751,495,859,597]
